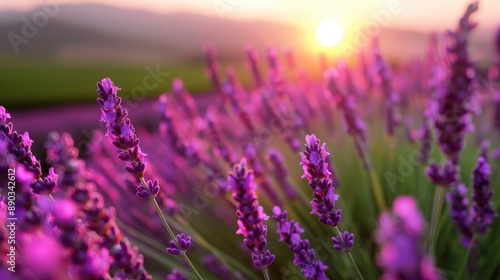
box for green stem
[428,186,445,258]
[455,235,476,280]
[356,138,386,211]
[174,214,260,280]
[334,227,365,280]
[139,177,203,280]
[262,267,271,280]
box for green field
[0,56,257,109]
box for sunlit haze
[317,21,343,47]
[1,0,499,32]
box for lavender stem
[262,267,271,280]
[428,186,445,258]
[456,234,477,280]
[174,214,259,280]
[139,177,203,280]
[356,137,387,211]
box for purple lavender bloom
[203,44,223,95]
[332,231,354,252]
[111,239,152,279]
[166,269,187,280]
[425,160,458,187]
[171,78,198,120]
[446,183,473,247]
[205,109,237,165]
[0,106,10,123]
[228,159,275,269]
[166,233,192,256]
[470,157,496,234]
[158,94,200,164]
[300,134,341,226]
[492,148,500,161]
[97,78,156,201]
[325,69,367,169]
[136,179,160,200]
[52,199,78,230]
[373,44,400,136]
[418,113,433,164]
[433,2,478,164]
[267,149,297,199]
[490,27,500,131]
[375,196,439,280]
[245,45,263,87]
[97,78,147,179]
[273,206,328,280]
[30,167,58,195]
[0,107,44,187]
[480,140,489,161]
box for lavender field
[1,1,500,280]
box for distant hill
[0,3,495,65]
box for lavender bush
[1,2,499,279]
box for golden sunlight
[317,20,343,47]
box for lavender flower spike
[273,206,328,280]
[433,2,478,164]
[97,78,150,193]
[136,179,160,200]
[470,157,496,235]
[166,233,192,256]
[332,231,354,252]
[300,134,341,226]
[446,183,473,247]
[228,159,275,269]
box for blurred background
[0,0,499,152]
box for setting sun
[317,20,343,47]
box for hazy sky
[1,0,498,32]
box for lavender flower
[166,269,187,280]
[332,231,354,253]
[245,45,263,87]
[300,134,341,226]
[136,179,160,200]
[433,2,478,164]
[0,107,60,197]
[418,113,433,164]
[203,44,223,95]
[273,206,328,280]
[30,167,58,195]
[491,27,500,131]
[97,78,152,194]
[166,233,192,256]
[446,183,473,247]
[171,78,199,120]
[158,94,200,164]
[425,160,458,187]
[228,159,275,269]
[1,124,42,179]
[470,157,496,234]
[111,239,152,279]
[267,149,297,199]
[373,44,400,135]
[375,196,439,280]
[325,68,368,170]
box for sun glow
[317,20,343,48]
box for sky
[0,0,498,32]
